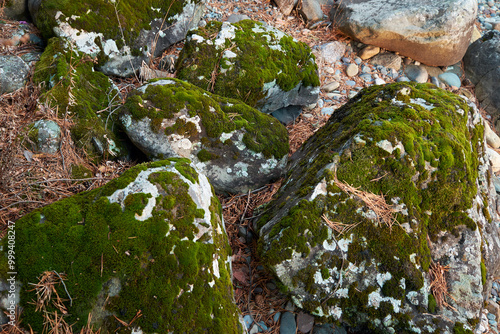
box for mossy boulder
[255,82,500,333]
[28,0,205,77]
[33,37,127,161]
[176,20,320,116]
[120,78,289,194]
[0,158,245,333]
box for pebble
[280,312,296,334]
[346,63,359,77]
[266,282,277,290]
[317,99,324,108]
[358,45,380,60]
[487,147,500,173]
[494,282,500,290]
[405,65,428,83]
[361,65,371,73]
[321,107,335,115]
[348,91,357,98]
[354,57,362,65]
[438,72,461,88]
[485,122,500,148]
[370,52,402,71]
[397,76,410,82]
[342,57,351,63]
[322,81,340,92]
[345,80,356,86]
[297,312,315,333]
[488,313,496,321]
[374,78,386,85]
[359,73,372,82]
[430,76,441,88]
[243,315,254,329]
[273,312,281,322]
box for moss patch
[33,37,126,162]
[256,82,483,328]
[176,20,319,109]
[2,159,242,333]
[121,78,289,159]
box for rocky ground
[2,0,500,333]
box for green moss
[173,158,199,184]
[453,322,473,334]
[71,164,93,179]
[428,294,437,313]
[256,82,484,327]
[2,159,242,333]
[481,260,487,286]
[121,78,289,160]
[33,37,126,162]
[197,149,219,162]
[176,20,319,109]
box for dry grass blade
[0,306,24,334]
[429,261,457,311]
[333,172,397,231]
[28,271,68,314]
[78,314,101,334]
[43,311,73,334]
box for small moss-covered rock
[176,20,319,114]
[0,158,244,333]
[29,0,205,77]
[34,37,127,162]
[255,82,499,333]
[120,78,289,194]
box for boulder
[464,31,500,133]
[330,0,477,66]
[0,55,29,94]
[176,20,320,117]
[120,78,289,194]
[26,120,61,154]
[28,0,205,77]
[33,37,128,161]
[0,159,245,333]
[255,82,500,333]
[1,0,29,20]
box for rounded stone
[358,45,380,60]
[404,65,429,83]
[346,63,359,77]
[280,312,296,334]
[322,81,340,92]
[438,72,461,88]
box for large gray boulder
[0,159,246,333]
[120,78,289,194]
[464,31,500,133]
[176,20,320,118]
[255,82,500,333]
[28,0,205,77]
[330,0,477,66]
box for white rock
[485,121,500,149]
[487,147,500,173]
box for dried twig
[429,261,457,311]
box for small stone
[321,107,335,115]
[346,63,359,77]
[359,73,372,82]
[487,147,500,173]
[493,282,500,290]
[405,65,428,83]
[397,76,410,82]
[280,312,296,334]
[493,287,500,296]
[488,313,496,321]
[371,53,402,71]
[244,315,254,329]
[489,319,498,327]
[430,76,441,88]
[273,312,281,322]
[324,67,335,74]
[485,122,500,149]
[267,282,277,290]
[358,45,380,60]
[249,324,259,334]
[379,67,388,76]
[438,72,461,88]
[317,99,324,108]
[345,80,356,86]
[354,57,362,65]
[348,91,357,98]
[257,321,268,332]
[374,78,386,85]
[342,57,351,63]
[297,312,315,333]
[322,81,340,92]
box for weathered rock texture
[34,37,127,161]
[330,0,477,66]
[28,0,205,77]
[120,78,289,194]
[255,82,500,333]
[0,159,245,333]
[176,20,320,115]
[0,55,29,94]
[464,30,500,133]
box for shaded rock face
[2,0,29,21]
[28,0,205,77]
[255,82,500,333]
[0,159,245,333]
[464,31,500,133]
[176,20,320,116]
[330,0,477,66]
[33,37,127,161]
[0,55,30,94]
[27,120,61,154]
[120,79,289,194]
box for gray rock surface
[464,30,500,132]
[176,20,319,115]
[120,79,289,194]
[330,0,477,66]
[28,120,61,154]
[255,82,500,333]
[28,0,205,77]
[313,41,347,65]
[0,55,29,94]
[2,0,29,20]
[405,64,429,83]
[370,52,402,71]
